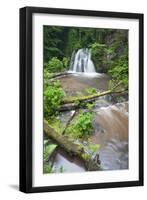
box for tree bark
[59,103,78,112]
[59,90,127,111]
[49,72,73,81]
[44,120,101,171]
[63,89,127,105]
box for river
[45,72,128,173]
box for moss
[64,111,94,139]
[88,144,100,155]
[44,80,66,117]
[47,118,65,135]
[63,94,98,104]
[81,153,90,161]
[86,102,95,110]
[43,143,57,162]
[77,145,84,152]
[43,163,54,174]
[85,87,97,95]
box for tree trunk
[59,103,79,112]
[44,120,100,171]
[49,72,73,81]
[63,89,127,105]
[59,90,127,111]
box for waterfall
[69,48,96,73]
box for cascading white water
[69,48,96,73]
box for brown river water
[48,73,128,172]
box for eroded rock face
[60,73,110,96]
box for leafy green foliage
[85,87,97,95]
[43,163,65,174]
[74,98,81,106]
[43,26,66,62]
[47,118,65,134]
[75,112,94,136]
[44,80,65,118]
[81,153,90,161]
[108,53,128,89]
[59,166,65,173]
[65,112,94,138]
[66,28,81,53]
[62,57,69,68]
[88,144,100,155]
[45,57,65,73]
[43,139,49,146]
[43,141,65,174]
[44,56,69,73]
[43,68,53,80]
[86,103,95,111]
[74,98,87,108]
[108,80,115,90]
[43,68,53,87]
[91,42,106,50]
[43,163,54,174]
[91,42,107,70]
[43,143,57,162]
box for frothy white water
[67,71,104,78]
[69,48,96,73]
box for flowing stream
[47,49,128,173]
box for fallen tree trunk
[59,90,128,111]
[49,72,73,81]
[44,120,100,171]
[59,103,79,112]
[63,89,127,104]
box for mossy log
[63,89,127,104]
[60,90,127,111]
[44,120,100,171]
[59,103,79,112]
[49,72,73,81]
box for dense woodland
[43,26,128,173]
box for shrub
[88,144,100,155]
[75,112,94,136]
[43,143,57,162]
[44,80,65,118]
[43,163,54,173]
[85,87,97,95]
[86,103,95,110]
[62,57,69,69]
[43,68,54,87]
[45,57,65,73]
[91,42,106,70]
[66,112,94,138]
[108,53,128,89]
